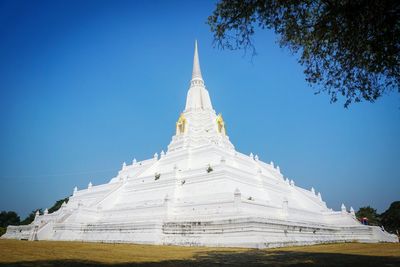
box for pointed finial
[350,206,355,216]
[44,208,48,215]
[192,40,203,81]
[341,203,346,212]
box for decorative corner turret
[277,165,281,173]
[341,203,347,213]
[350,206,355,217]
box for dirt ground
[0,239,399,266]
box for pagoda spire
[191,40,204,86]
[184,40,212,110]
[192,40,202,80]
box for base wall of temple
[3,217,397,248]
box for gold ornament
[176,113,187,134]
[216,113,226,135]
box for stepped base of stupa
[3,41,397,247]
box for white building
[3,41,397,248]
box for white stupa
[3,41,397,247]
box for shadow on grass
[1,250,399,267]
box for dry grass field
[0,239,399,266]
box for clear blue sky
[0,0,399,218]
